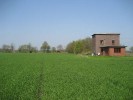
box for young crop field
[0,53,133,100]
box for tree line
[66,37,92,54]
[0,41,64,53]
[1,37,133,54]
[0,37,93,54]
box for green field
[0,53,133,100]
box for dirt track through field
[36,62,44,100]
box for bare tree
[52,47,56,52]
[11,43,15,52]
[57,45,63,52]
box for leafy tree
[82,37,92,53]
[66,37,92,54]
[74,40,83,54]
[40,41,50,53]
[18,44,37,53]
[66,41,75,53]
[18,45,29,53]
[2,44,12,52]
[130,46,133,53]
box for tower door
[101,48,109,56]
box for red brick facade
[92,33,126,56]
[108,47,126,56]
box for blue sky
[0,0,133,50]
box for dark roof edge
[92,33,120,36]
[100,46,127,48]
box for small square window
[100,40,104,45]
[112,40,115,45]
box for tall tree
[66,41,75,53]
[74,40,83,54]
[40,41,50,53]
[82,37,92,53]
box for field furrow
[36,62,44,100]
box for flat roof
[92,33,120,36]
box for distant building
[92,33,127,56]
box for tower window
[100,40,104,45]
[112,40,115,45]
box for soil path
[36,62,44,100]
